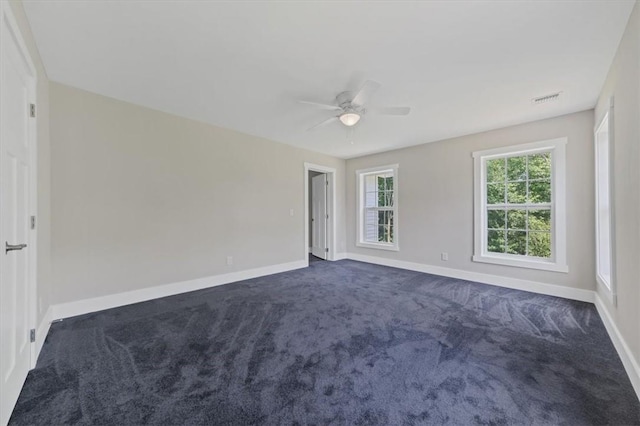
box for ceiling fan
[300,80,411,131]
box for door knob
[6,242,27,254]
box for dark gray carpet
[9,260,640,425]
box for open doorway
[304,163,336,266]
[309,171,327,262]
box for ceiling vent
[532,92,562,104]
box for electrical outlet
[226,256,233,266]
[441,252,449,261]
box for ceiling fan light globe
[339,112,361,127]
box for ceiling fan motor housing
[337,91,361,111]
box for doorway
[309,171,327,260]
[304,163,336,265]
[0,3,38,424]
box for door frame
[304,163,336,264]
[0,1,39,369]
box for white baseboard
[42,253,639,403]
[51,260,307,320]
[31,305,52,368]
[594,293,640,400]
[345,253,594,303]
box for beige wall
[49,83,345,304]
[346,110,595,291]
[8,1,51,325]
[595,2,640,366]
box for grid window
[473,139,567,272]
[357,165,398,250]
[485,153,552,258]
[595,111,614,298]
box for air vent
[532,92,562,104]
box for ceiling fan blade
[299,100,343,111]
[307,116,338,131]
[351,80,381,107]
[368,106,411,116]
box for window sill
[472,254,568,273]
[356,241,399,252]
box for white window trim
[472,138,568,273]
[356,164,399,251]
[594,104,617,305]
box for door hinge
[326,214,329,219]
[30,103,36,118]
[325,248,329,253]
[30,215,36,230]
[30,329,35,343]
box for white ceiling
[23,0,635,159]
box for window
[473,139,567,272]
[356,165,399,251]
[595,110,615,301]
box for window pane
[507,209,526,230]
[378,225,393,243]
[507,182,526,204]
[476,143,562,266]
[373,210,394,243]
[378,210,394,226]
[365,191,378,208]
[487,230,505,253]
[377,175,393,192]
[487,183,505,204]
[365,225,378,242]
[486,158,505,183]
[528,232,551,258]
[487,209,505,229]
[529,209,551,231]
[528,153,551,180]
[364,209,377,227]
[378,190,394,207]
[507,156,527,181]
[596,122,612,286]
[385,176,394,191]
[365,175,377,192]
[506,230,527,255]
[378,225,385,241]
[360,168,397,248]
[528,180,551,203]
[386,191,394,207]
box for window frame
[473,138,568,272]
[594,106,616,304]
[356,164,399,251]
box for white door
[0,6,35,424]
[311,174,327,259]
